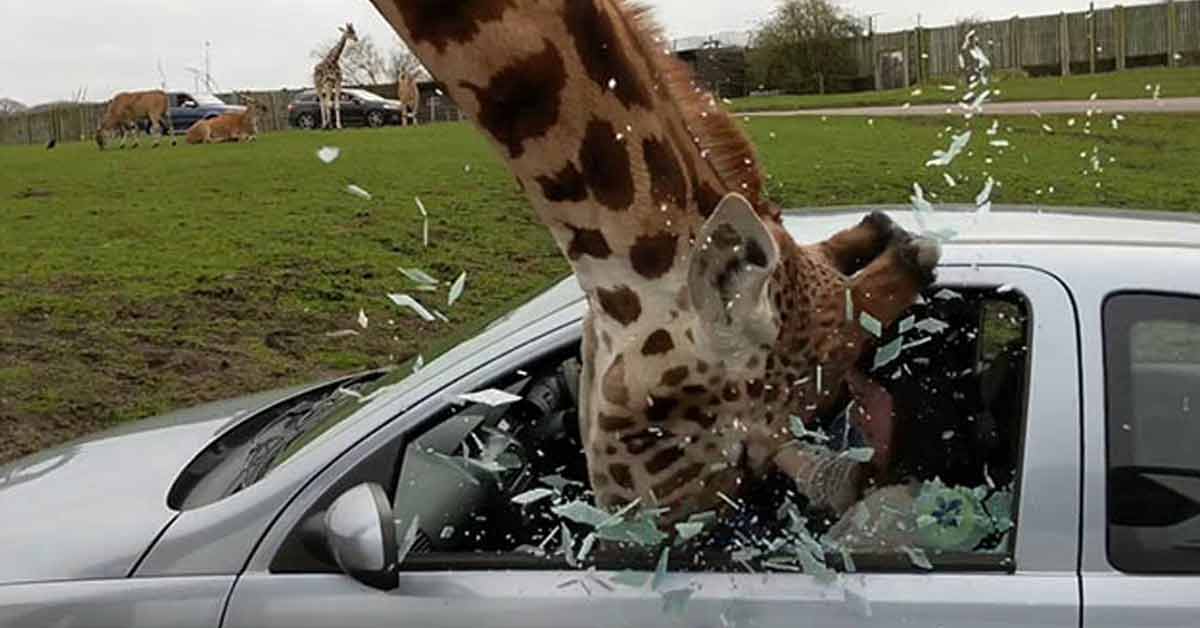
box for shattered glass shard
[457,389,522,407]
[551,501,613,528]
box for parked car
[135,92,246,135]
[287,89,407,129]
[2,206,1198,627]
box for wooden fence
[0,82,465,147]
[856,0,1200,88]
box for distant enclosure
[852,0,1200,91]
[673,0,1199,97]
[2,0,1197,144]
[0,82,465,147]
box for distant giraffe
[313,23,359,130]
[370,0,940,525]
[396,70,420,126]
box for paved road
[742,97,1200,118]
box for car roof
[784,204,1200,250]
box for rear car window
[1104,293,1200,574]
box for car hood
[0,385,307,586]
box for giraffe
[369,0,941,526]
[396,69,420,126]
[312,23,359,130]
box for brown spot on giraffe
[393,0,515,51]
[609,463,635,490]
[621,430,663,455]
[629,231,678,279]
[684,406,717,429]
[643,137,687,208]
[596,285,641,325]
[645,446,685,474]
[601,354,630,405]
[598,413,636,432]
[538,163,588,203]
[641,329,674,356]
[645,396,679,423]
[461,41,566,159]
[660,366,689,387]
[578,118,635,211]
[653,463,705,498]
[561,0,653,109]
[566,225,612,260]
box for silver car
[2,207,1198,628]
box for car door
[1081,291,1200,627]
[170,93,202,132]
[223,266,1079,628]
[338,92,364,125]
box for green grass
[747,113,1200,211]
[3,112,1199,461]
[0,126,567,461]
[730,66,1200,113]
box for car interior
[273,285,1031,575]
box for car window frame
[259,270,1073,579]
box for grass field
[2,110,1199,462]
[729,66,1200,113]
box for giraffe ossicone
[371,0,941,528]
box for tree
[0,98,27,116]
[310,35,391,86]
[747,0,864,94]
[389,47,427,82]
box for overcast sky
[2,0,1159,105]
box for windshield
[350,89,387,101]
[166,275,575,510]
[191,94,226,106]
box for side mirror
[321,483,399,591]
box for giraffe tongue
[844,368,895,471]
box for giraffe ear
[687,193,781,351]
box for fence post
[1089,2,1098,73]
[1167,0,1178,67]
[1116,5,1127,70]
[1060,12,1072,75]
[871,31,881,91]
[903,30,912,86]
[1010,16,1022,72]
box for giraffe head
[582,190,937,516]
[339,22,359,44]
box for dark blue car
[137,92,245,135]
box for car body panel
[225,266,1081,628]
[1057,246,1200,628]
[0,384,317,586]
[0,576,232,627]
[225,571,1078,628]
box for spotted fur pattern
[313,23,359,130]
[370,0,940,524]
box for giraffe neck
[322,32,351,69]
[369,0,773,306]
